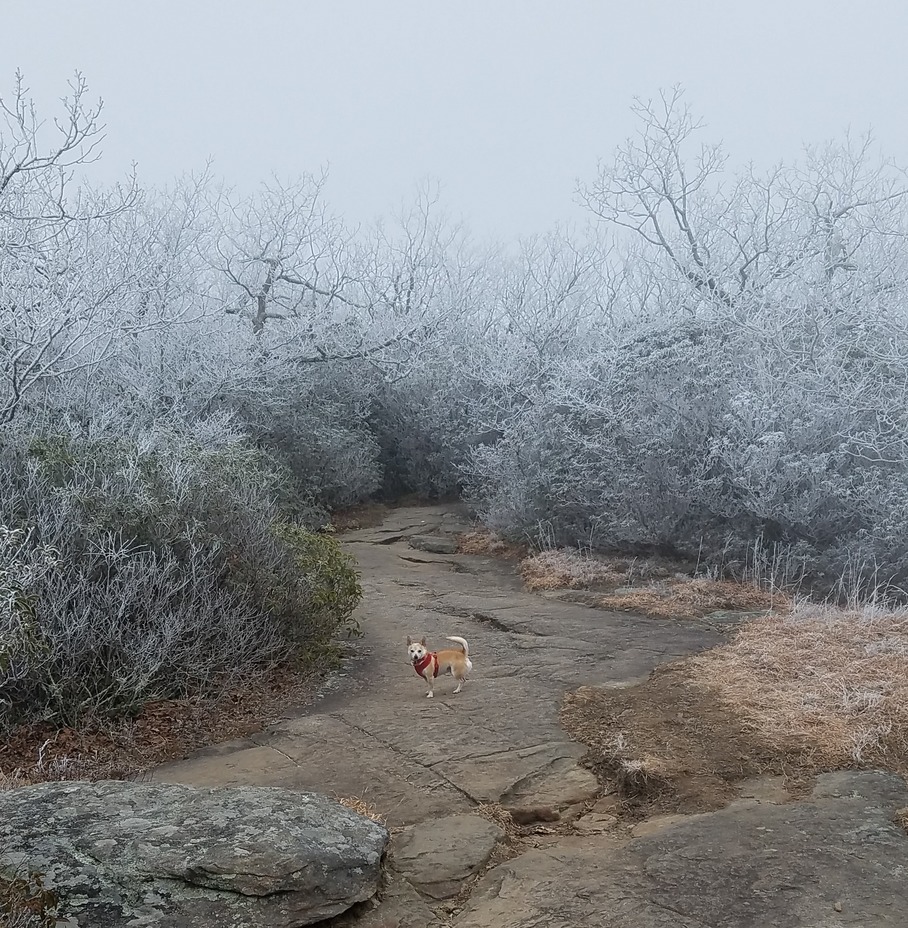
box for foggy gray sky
[2,1,907,239]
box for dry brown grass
[519,549,634,591]
[0,748,133,789]
[599,578,786,619]
[515,545,784,619]
[896,806,908,834]
[595,733,675,800]
[474,801,521,838]
[457,530,523,558]
[0,873,58,928]
[0,770,30,791]
[688,603,908,767]
[335,793,387,825]
[1,665,317,786]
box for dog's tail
[446,635,469,657]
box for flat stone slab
[145,505,736,922]
[456,771,908,927]
[0,780,388,927]
[409,534,459,554]
[390,813,504,899]
[737,774,790,803]
[439,740,600,811]
[573,812,618,834]
[331,872,441,928]
[155,713,472,827]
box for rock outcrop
[456,772,908,928]
[408,534,459,555]
[0,780,388,927]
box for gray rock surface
[390,814,504,899]
[408,534,459,554]
[330,873,442,928]
[157,506,716,834]
[457,771,908,927]
[0,780,388,927]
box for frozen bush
[0,419,362,733]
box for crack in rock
[336,716,482,806]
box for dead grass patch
[0,664,317,786]
[514,544,785,619]
[894,806,908,832]
[0,770,30,791]
[0,872,58,928]
[519,549,635,591]
[599,578,787,619]
[335,793,387,825]
[896,807,908,834]
[688,603,908,767]
[457,530,523,559]
[563,599,908,822]
[600,740,674,802]
[474,801,521,839]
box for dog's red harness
[413,652,439,678]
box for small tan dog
[407,635,472,698]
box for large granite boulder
[0,780,388,927]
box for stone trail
[154,505,908,927]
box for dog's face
[406,636,428,664]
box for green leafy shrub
[273,522,363,644]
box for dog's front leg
[424,673,434,698]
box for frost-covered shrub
[0,419,362,732]
[240,382,383,510]
[368,364,476,499]
[9,67,908,634]
[464,308,908,594]
[460,93,908,596]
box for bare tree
[0,70,103,201]
[578,86,908,321]
[210,172,363,334]
[0,72,145,424]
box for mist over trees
[3,73,908,725]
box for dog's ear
[406,636,412,645]
[420,637,427,646]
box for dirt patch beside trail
[0,666,319,784]
[562,662,812,821]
